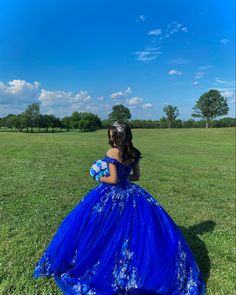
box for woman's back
[103,150,139,188]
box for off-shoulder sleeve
[103,155,117,165]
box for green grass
[0,128,235,295]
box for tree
[61,116,72,131]
[159,116,168,128]
[48,114,58,132]
[182,119,197,128]
[71,112,82,130]
[108,104,131,124]
[77,112,102,131]
[191,89,229,128]
[101,119,112,129]
[163,105,179,128]
[24,103,41,132]
[5,114,18,129]
[172,119,183,128]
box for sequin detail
[111,239,142,293]
[91,182,161,214]
[59,260,100,294]
[34,252,54,278]
[174,240,206,295]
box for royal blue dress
[33,155,206,295]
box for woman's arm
[129,161,140,181]
[99,163,118,184]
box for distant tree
[101,119,112,129]
[78,113,102,131]
[47,114,58,132]
[191,89,229,128]
[172,119,183,128]
[182,119,197,128]
[5,114,18,129]
[108,104,131,124]
[159,116,168,128]
[42,114,51,132]
[163,105,179,128]
[211,117,236,128]
[61,116,71,131]
[24,103,41,132]
[54,117,62,131]
[7,114,24,131]
[19,112,29,131]
[38,114,46,131]
[71,111,82,130]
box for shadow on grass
[180,220,216,285]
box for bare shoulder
[106,148,119,159]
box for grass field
[0,128,235,295]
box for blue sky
[0,0,235,120]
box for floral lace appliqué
[59,259,100,295]
[59,272,97,295]
[34,252,54,278]
[174,240,204,295]
[111,239,142,293]
[91,183,161,215]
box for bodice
[102,155,137,188]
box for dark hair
[107,121,143,163]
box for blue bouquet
[90,159,110,181]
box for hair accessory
[112,121,125,132]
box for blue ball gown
[33,155,206,295]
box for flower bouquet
[90,159,110,181]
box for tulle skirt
[33,182,206,295]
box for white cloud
[195,71,205,79]
[0,80,157,119]
[0,80,102,118]
[75,90,91,102]
[142,103,153,109]
[6,80,40,94]
[192,70,206,84]
[0,79,40,105]
[213,87,235,98]
[220,90,235,97]
[110,87,132,99]
[214,78,235,86]
[147,28,162,36]
[134,47,162,61]
[127,96,143,106]
[220,38,229,45]
[198,65,213,70]
[158,21,188,41]
[135,21,188,62]
[39,89,91,107]
[39,89,70,106]
[168,69,182,75]
[181,27,188,32]
[212,78,235,102]
[136,15,146,22]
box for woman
[33,121,206,294]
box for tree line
[0,89,235,132]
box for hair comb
[112,121,125,132]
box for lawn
[0,128,235,295]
